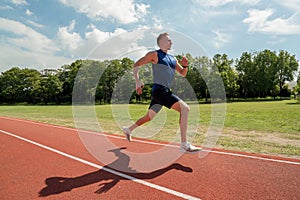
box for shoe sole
[180,149,202,154]
[125,133,132,142]
[122,127,132,142]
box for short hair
[157,32,169,46]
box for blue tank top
[152,49,176,90]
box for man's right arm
[133,51,157,94]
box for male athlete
[123,32,201,153]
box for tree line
[0,49,299,104]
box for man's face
[159,35,172,51]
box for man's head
[157,32,172,51]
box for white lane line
[0,129,201,200]
[1,116,300,166]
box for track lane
[0,129,187,200]
[1,117,300,199]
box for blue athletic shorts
[149,84,181,113]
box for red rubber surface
[0,117,299,199]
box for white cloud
[0,5,13,10]
[56,20,131,58]
[190,0,253,21]
[0,18,70,70]
[0,43,71,71]
[267,36,287,45]
[58,0,150,24]
[0,17,151,71]
[152,17,163,29]
[193,0,260,7]
[56,20,82,52]
[78,27,128,58]
[26,20,44,28]
[84,27,159,61]
[11,0,27,5]
[0,18,58,54]
[25,9,33,16]
[63,26,160,61]
[85,26,126,43]
[243,9,300,35]
[212,30,231,48]
[274,0,300,12]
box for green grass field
[1,100,299,158]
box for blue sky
[0,0,300,73]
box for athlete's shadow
[39,147,193,196]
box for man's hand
[135,81,144,95]
[178,55,188,67]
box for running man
[123,32,201,153]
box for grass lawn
[0,100,299,158]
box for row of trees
[0,49,299,104]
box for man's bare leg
[123,109,157,141]
[129,109,157,131]
[171,100,201,153]
[171,100,189,143]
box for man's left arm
[175,55,189,77]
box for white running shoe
[122,127,132,142]
[180,142,202,154]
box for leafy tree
[0,67,41,103]
[298,70,300,84]
[97,58,133,103]
[1,50,298,104]
[253,50,278,97]
[295,72,300,101]
[236,52,258,98]
[188,55,210,101]
[276,50,299,96]
[57,60,82,103]
[212,54,239,100]
[38,73,63,104]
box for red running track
[0,117,299,199]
